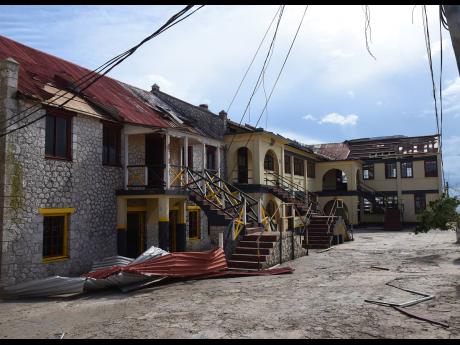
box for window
[102,123,121,165]
[264,152,275,171]
[206,146,216,170]
[424,160,438,177]
[39,208,74,262]
[385,162,397,179]
[284,154,292,174]
[307,162,315,178]
[414,194,426,214]
[294,157,304,176]
[45,112,72,160]
[362,164,374,180]
[385,195,398,209]
[188,210,200,239]
[401,161,413,178]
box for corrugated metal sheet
[0,35,170,128]
[130,246,169,265]
[2,276,86,298]
[90,255,134,272]
[83,248,228,280]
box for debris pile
[2,247,293,298]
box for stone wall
[186,209,212,251]
[264,232,307,268]
[1,99,123,286]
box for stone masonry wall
[264,232,307,268]
[1,99,123,286]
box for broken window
[401,161,413,178]
[284,154,292,174]
[45,111,72,160]
[385,162,397,179]
[294,157,304,176]
[414,194,426,214]
[102,122,121,166]
[43,214,69,261]
[362,164,374,180]
[424,160,438,177]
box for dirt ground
[0,228,459,339]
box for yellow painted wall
[318,195,359,225]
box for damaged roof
[313,134,439,160]
[0,35,172,128]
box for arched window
[264,152,275,171]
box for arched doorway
[324,199,349,223]
[322,169,348,191]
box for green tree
[415,195,460,234]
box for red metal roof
[83,248,228,280]
[0,35,170,128]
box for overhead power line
[0,5,204,138]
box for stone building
[0,36,227,286]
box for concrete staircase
[227,226,279,270]
[302,215,336,249]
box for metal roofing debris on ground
[1,246,294,299]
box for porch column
[202,143,206,171]
[164,132,170,189]
[290,155,295,194]
[158,196,170,251]
[177,199,187,252]
[216,145,221,178]
[184,136,189,184]
[281,148,285,179]
[116,197,128,256]
[303,160,308,192]
[124,133,129,189]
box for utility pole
[444,5,460,75]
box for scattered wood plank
[317,247,333,253]
[392,306,449,328]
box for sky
[1,5,459,195]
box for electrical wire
[240,5,309,152]
[362,5,376,60]
[225,5,282,114]
[0,5,204,138]
[225,5,285,154]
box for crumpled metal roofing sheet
[0,35,170,128]
[130,246,169,265]
[2,276,86,298]
[83,248,228,280]
[90,255,134,272]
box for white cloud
[319,112,359,126]
[442,77,460,117]
[330,49,354,58]
[302,114,317,121]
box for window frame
[400,161,413,178]
[39,208,75,263]
[293,157,305,176]
[385,162,397,179]
[188,209,201,239]
[264,152,275,171]
[102,121,122,166]
[284,154,292,174]
[45,109,73,161]
[424,160,438,177]
[206,146,216,171]
[362,163,374,180]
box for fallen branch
[392,306,449,328]
[371,266,390,271]
[317,247,333,253]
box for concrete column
[158,196,170,251]
[303,160,308,192]
[116,197,128,256]
[290,155,295,186]
[253,140,262,184]
[164,132,170,189]
[216,145,221,178]
[281,148,285,179]
[146,198,158,248]
[176,199,187,252]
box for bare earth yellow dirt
[0,229,459,339]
